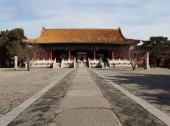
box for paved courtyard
[0,67,169,126]
[94,67,170,116]
[0,68,71,118]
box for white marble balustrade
[108,58,131,68]
[88,59,104,68]
[30,59,55,68]
[61,58,76,68]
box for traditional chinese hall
[23,27,139,68]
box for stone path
[53,68,121,126]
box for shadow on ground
[89,69,166,126]
[106,73,170,106]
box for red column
[111,51,114,59]
[121,51,123,59]
[46,51,48,60]
[122,51,124,59]
[122,51,126,59]
[49,51,52,60]
[118,51,120,59]
[39,52,42,60]
[68,51,71,60]
[115,51,117,59]
[51,52,53,60]
[127,50,130,59]
[93,51,96,60]
[55,51,57,60]
[119,51,122,59]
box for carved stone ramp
[53,68,122,126]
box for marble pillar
[145,52,150,69]
[14,56,18,70]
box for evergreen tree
[141,36,170,67]
[0,28,26,67]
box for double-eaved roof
[23,27,139,45]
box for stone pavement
[0,68,71,118]
[2,68,121,126]
[53,68,122,126]
[0,67,168,126]
[94,68,170,116]
[91,68,169,126]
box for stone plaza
[0,67,169,126]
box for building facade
[23,27,139,68]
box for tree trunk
[131,60,137,70]
[27,63,30,71]
[132,65,136,70]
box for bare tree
[21,44,42,71]
[129,46,145,70]
[9,43,42,71]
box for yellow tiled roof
[23,28,139,45]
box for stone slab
[69,84,96,90]
[60,96,110,110]
[66,89,102,97]
[56,68,121,126]
[54,109,121,126]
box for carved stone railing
[28,58,76,68]
[61,58,76,68]
[107,58,131,68]
[30,59,56,68]
[88,58,104,68]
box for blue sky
[0,0,170,40]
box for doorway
[77,52,86,63]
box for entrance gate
[77,52,86,63]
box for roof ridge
[42,28,119,31]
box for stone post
[52,58,56,69]
[49,51,52,60]
[14,56,18,70]
[61,58,63,68]
[74,57,76,68]
[145,52,150,70]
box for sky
[0,0,170,40]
